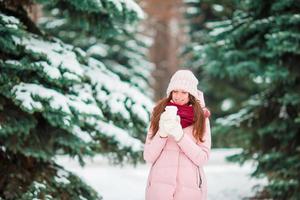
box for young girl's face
[171,90,189,105]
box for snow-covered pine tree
[0,0,153,199]
[86,32,154,96]
[38,1,154,141]
[39,2,154,97]
[182,0,249,147]
[190,0,300,199]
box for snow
[12,82,103,117]
[11,35,22,45]
[103,60,152,94]
[29,181,49,199]
[253,76,263,84]
[32,181,47,198]
[12,83,43,112]
[193,45,204,51]
[105,60,131,77]
[186,7,199,15]
[108,0,123,12]
[206,20,232,30]
[55,169,70,184]
[72,125,93,143]
[4,60,21,66]
[130,76,149,92]
[206,20,233,39]
[70,84,95,103]
[4,60,62,80]
[22,35,84,82]
[38,61,62,79]
[62,116,71,127]
[221,98,234,111]
[45,195,53,200]
[279,105,288,119]
[57,148,267,200]
[131,104,149,123]
[124,0,145,19]
[136,34,153,47]
[216,108,251,127]
[126,40,144,53]
[106,0,144,19]
[205,149,267,200]
[92,0,103,9]
[74,47,87,58]
[62,72,81,82]
[250,17,272,29]
[2,9,153,154]
[216,39,226,46]
[212,4,224,12]
[32,181,46,189]
[123,49,144,60]
[86,58,153,124]
[209,26,232,37]
[87,44,109,57]
[291,14,300,21]
[12,83,66,113]
[51,8,60,15]
[95,121,143,151]
[106,92,130,119]
[44,18,66,29]
[0,13,20,29]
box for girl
[143,70,211,200]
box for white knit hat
[166,70,199,100]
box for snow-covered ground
[57,148,267,200]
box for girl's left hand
[203,107,211,118]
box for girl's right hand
[158,111,169,138]
[159,110,178,138]
[164,116,184,142]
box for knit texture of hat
[166,70,199,99]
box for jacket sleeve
[143,128,167,164]
[177,118,211,166]
[177,90,211,166]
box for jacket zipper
[197,166,202,188]
[148,160,158,187]
[148,166,153,187]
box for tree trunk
[142,0,186,101]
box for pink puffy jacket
[143,91,211,200]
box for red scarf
[166,102,194,128]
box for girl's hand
[158,111,170,138]
[164,116,184,142]
[158,110,177,138]
[203,107,211,118]
[157,126,168,138]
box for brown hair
[149,92,206,143]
